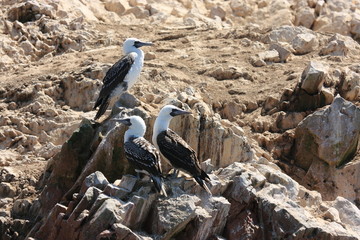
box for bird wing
[157,129,202,175]
[124,137,162,177]
[94,54,135,109]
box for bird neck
[124,47,144,58]
[124,125,146,142]
[153,114,172,142]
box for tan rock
[291,33,318,54]
[230,0,253,17]
[129,0,147,7]
[125,6,149,19]
[294,7,315,29]
[269,43,292,62]
[209,6,226,20]
[104,0,130,15]
[339,68,360,101]
[319,34,358,57]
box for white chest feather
[124,51,144,89]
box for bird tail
[194,175,212,195]
[151,176,167,197]
[201,169,211,182]
[94,96,109,120]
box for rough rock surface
[294,96,360,170]
[28,160,360,239]
[1,0,360,239]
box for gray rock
[11,199,32,218]
[0,182,16,198]
[269,43,292,62]
[151,194,200,238]
[294,96,360,170]
[300,61,327,95]
[79,197,125,240]
[112,223,142,240]
[80,171,109,194]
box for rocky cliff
[1,0,360,239]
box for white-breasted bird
[116,115,167,196]
[152,105,211,194]
[93,38,153,120]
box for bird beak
[171,109,192,117]
[112,118,132,126]
[134,41,153,48]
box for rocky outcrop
[36,96,254,217]
[294,96,360,170]
[29,159,360,239]
[281,61,333,112]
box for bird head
[123,38,153,54]
[113,115,146,133]
[160,105,192,118]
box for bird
[115,115,167,196]
[152,105,211,194]
[93,38,153,120]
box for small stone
[210,6,226,21]
[0,182,17,198]
[7,102,17,110]
[292,33,318,55]
[80,171,109,194]
[269,43,292,62]
[145,52,156,60]
[300,61,327,95]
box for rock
[80,171,109,194]
[269,43,292,62]
[0,182,16,198]
[115,175,138,192]
[291,33,318,55]
[331,196,360,233]
[257,50,281,63]
[294,7,315,28]
[11,199,32,218]
[78,197,124,240]
[209,6,226,20]
[208,67,242,80]
[339,69,360,101]
[300,61,327,95]
[125,6,149,19]
[221,102,244,121]
[262,96,279,113]
[321,88,334,105]
[104,0,130,15]
[313,12,352,36]
[151,194,200,237]
[319,34,358,56]
[144,51,156,60]
[294,96,360,170]
[62,74,99,111]
[275,111,307,130]
[112,223,142,239]
[230,0,253,17]
[250,57,266,67]
[263,25,313,45]
[38,119,97,215]
[351,15,360,40]
[129,0,147,7]
[116,92,141,109]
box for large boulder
[293,96,360,170]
